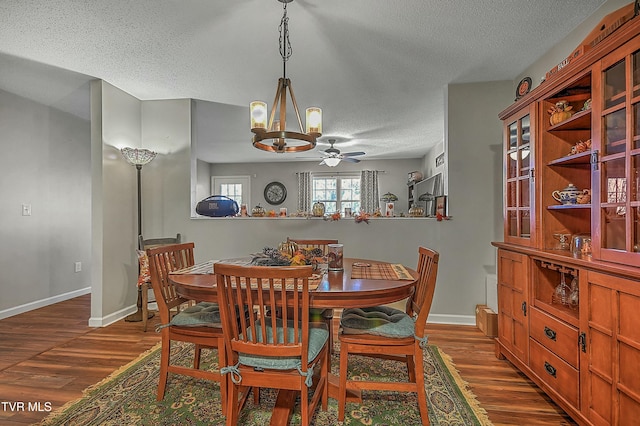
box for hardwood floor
[0,295,575,425]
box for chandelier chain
[279,3,292,65]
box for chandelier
[250,0,322,153]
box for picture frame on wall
[435,153,445,167]
[435,195,447,217]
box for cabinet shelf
[547,151,592,166]
[548,109,591,131]
[547,204,591,210]
[533,300,579,327]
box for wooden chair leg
[338,342,349,421]
[194,345,202,368]
[218,337,226,416]
[301,382,310,426]
[407,353,416,382]
[322,345,329,410]
[141,285,148,332]
[414,346,430,425]
[157,336,170,401]
[226,378,239,426]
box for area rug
[40,342,493,425]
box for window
[312,175,360,213]
[211,176,251,208]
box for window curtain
[296,171,312,213]
[360,170,379,214]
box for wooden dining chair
[147,242,226,406]
[288,237,339,351]
[337,246,439,425]
[138,233,181,331]
[214,262,329,426]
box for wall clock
[264,181,287,205]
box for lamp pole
[120,147,157,322]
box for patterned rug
[40,342,493,425]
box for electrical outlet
[74,262,82,272]
[22,204,32,216]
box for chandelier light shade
[250,0,321,153]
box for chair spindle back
[215,263,314,364]
[147,242,195,323]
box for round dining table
[169,257,419,309]
[168,257,419,425]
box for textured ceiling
[0,0,607,163]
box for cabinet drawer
[530,339,579,408]
[530,307,579,368]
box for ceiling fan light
[305,107,322,134]
[324,157,341,167]
[250,101,267,131]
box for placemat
[171,261,322,290]
[351,263,414,280]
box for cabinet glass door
[597,44,640,264]
[505,107,534,246]
[633,49,640,253]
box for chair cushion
[169,302,221,327]
[239,319,329,370]
[340,306,414,338]
[136,250,151,286]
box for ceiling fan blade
[319,159,327,166]
[342,157,361,163]
[342,151,366,157]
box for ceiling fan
[317,139,366,167]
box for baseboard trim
[88,305,138,328]
[0,287,91,320]
[428,313,476,326]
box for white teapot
[552,184,586,205]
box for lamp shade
[121,147,157,166]
[380,192,398,202]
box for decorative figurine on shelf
[548,100,574,125]
[569,139,592,155]
[251,204,266,217]
[354,210,370,224]
[576,189,591,204]
[581,98,592,111]
[312,201,325,217]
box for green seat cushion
[169,302,221,327]
[340,306,414,338]
[239,319,329,370]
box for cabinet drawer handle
[544,361,557,378]
[544,326,557,341]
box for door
[504,105,536,247]
[497,249,529,363]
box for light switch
[22,204,32,216]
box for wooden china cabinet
[494,8,640,426]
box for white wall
[0,87,91,318]
[515,0,631,93]
[90,81,143,325]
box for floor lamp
[121,147,157,322]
